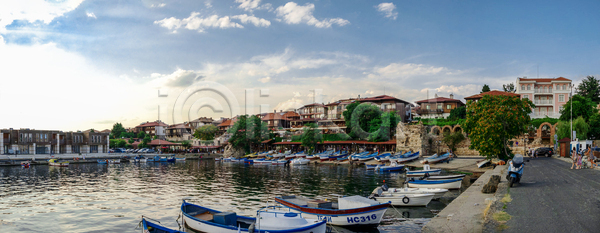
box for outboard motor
[507,154,525,187]
[381,183,389,191]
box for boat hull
[372,193,434,207]
[387,188,449,199]
[406,169,442,177]
[407,179,462,190]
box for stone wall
[223,144,245,158]
[396,122,428,155]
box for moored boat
[424,174,466,180]
[365,164,378,170]
[291,158,310,165]
[108,159,121,164]
[376,162,404,172]
[48,159,69,167]
[370,191,435,207]
[275,195,389,228]
[392,152,420,163]
[373,185,449,199]
[406,165,442,177]
[21,161,30,168]
[97,159,108,164]
[422,153,450,164]
[141,217,185,233]
[407,178,463,190]
[271,159,288,165]
[181,201,326,233]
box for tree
[120,132,135,139]
[481,84,491,93]
[194,124,218,140]
[301,123,322,154]
[227,115,269,153]
[464,95,533,160]
[128,139,134,144]
[448,106,466,120]
[110,123,126,139]
[351,103,383,140]
[503,83,515,93]
[556,117,589,141]
[442,131,465,156]
[559,95,598,122]
[117,139,127,148]
[576,76,600,104]
[367,112,400,142]
[143,135,151,144]
[589,113,600,140]
[181,141,192,148]
[342,101,361,137]
[137,131,146,139]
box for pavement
[503,157,600,232]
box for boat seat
[194,212,214,221]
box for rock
[482,175,501,194]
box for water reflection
[0,161,460,232]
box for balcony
[529,112,560,119]
[417,109,444,115]
[534,100,553,105]
[534,89,553,94]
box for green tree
[128,139,134,144]
[117,139,127,148]
[559,95,598,122]
[110,123,126,139]
[137,131,146,139]
[464,95,533,160]
[342,101,361,137]
[301,123,323,154]
[556,117,590,141]
[181,141,192,148]
[589,113,600,140]
[576,76,600,104]
[366,112,400,142]
[351,103,383,140]
[143,135,151,144]
[227,115,268,153]
[109,139,118,148]
[120,132,135,139]
[448,106,466,120]
[503,83,515,93]
[194,124,218,140]
[481,84,491,93]
[442,131,465,156]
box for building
[291,103,325,128]
[166,123,193,141]
[188,117,214,129]
[515,76,572,119]
[0,128,109,155]
[322,100,356,131]
[133,120,168,139]
[464,90,521,102]
[415,94,465,119]
[261,110,300,130]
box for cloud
[235,0,272,12]
[274,97,305,111]
[0,0,85,32]
[204,1,212,8]
[86,12,97,19]
[275,2,349,28]
[376,3,398,20]
[155,12,243,33]
[150,3,166,8]
[259,76,271,83]
[232,14,271,27]
[148,69,204,87]
[370,63,448,78]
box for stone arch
[442,125,453,134]
[430,126,442,136]
[537,122,555,139]
[453,125,463,133]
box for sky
[1,0,599,131]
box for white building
[515,76,572,119]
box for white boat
[376,186,449,199]
[214,157,222,161]
[254,160,273,165]
[108,159,120,164]
[140,158,147,163]
[48,159,69,167]
[291,158,310,165]
[275,195,389,227]
[306,155,318,160]
[370,192,435,206]
[422,153,450,164]
[182,201,326,233]
[391,152,420,163]
[272,153,285,158]
[425,174,466,180]
[406,165,442,177]
[407,178,463,190]
[272,159,288,165]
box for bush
[291,135,302,142]
[322,133,351,141]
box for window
[522,95,528,99]
[447,104,451,109]
[521,85,525,90]
[437,103,442,109]
[527,85,531,90]
[559,94,564,102]
[426,105,430,109]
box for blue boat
[374,152,392,162]
[97,159,108,164]
[377,162,405,172]
[365,164,378,170]
[141,217,185,233]
[393,152,420,163]
[147,157,155,162]
[424,153,451,164]
[337,155,350,161]
[407,178,463,190]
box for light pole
[570,83,573,141]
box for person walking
[571,149,577,169]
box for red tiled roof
[415,97,464,104]
[282,111,300,119]
[518,77,571,82]
[218,119,234,127]
[147,139,181,146]
[360,95,409,104]
[167,123,191,129]
[136,121,168,128]
[262,112,286,121]
[302,103,325,107]
[325,102,340,106]
[464,90,521,100]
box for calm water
[0,160,462,232]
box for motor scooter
[507,154,524,187]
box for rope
[389,204,407,219]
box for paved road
[504,157,600,232]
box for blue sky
[1,0,599,130]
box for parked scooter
[507,154,525,187]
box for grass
[501,194,512,203]
[493,211,512,222]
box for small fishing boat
[376,162,404,172]
[285,153,297,159]
[254,159,273,165]
[215,157,222,161]
[291,158,310,165]
[422,153,450,164]
[155,156,176,162]
[181,201,326,233]
[369,189,435,207]
[21,161,30,168]
[365,164,378,170]
[477,159,491,168]
[374,153,392,162]
[407,178,463,190]
[406,165,442,177]
[392,152,420,163]
[141,217,185,233]
[97,159,108,164]
[318,155,329,162]
[328,152,348,161]
[48,159,69,167]
[133,156,144,163]
[275,195,389,227]
[424,174,466,180]
[373,185,449,199]
[305,154,318,160]
[175,157,186,161]
[294,151,306,158]
[108,159,121,164]
[337,155,350,162]
[271,159,288,165]
[357,152,378,162]
[147,157,155,162]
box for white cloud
[275,2,349,28]
[274,97,305,111]
[259,76,271,83]
[0,0,85,32]
[150,3,166,8]
[232,14,271,27]
[204,0,212,8]
[370,63,448,78]
[235,0,272,12]
[155,12,243,33]
[376,3,398,20]
[86,12,97,19]
[147,69,204,87]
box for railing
[534,100,553,105]
[535,89,553,94]
[529,112,560,118]
[417,109,444,114]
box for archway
[430,126,442,136]
[442,125,452,134]
[453,125,463,134]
